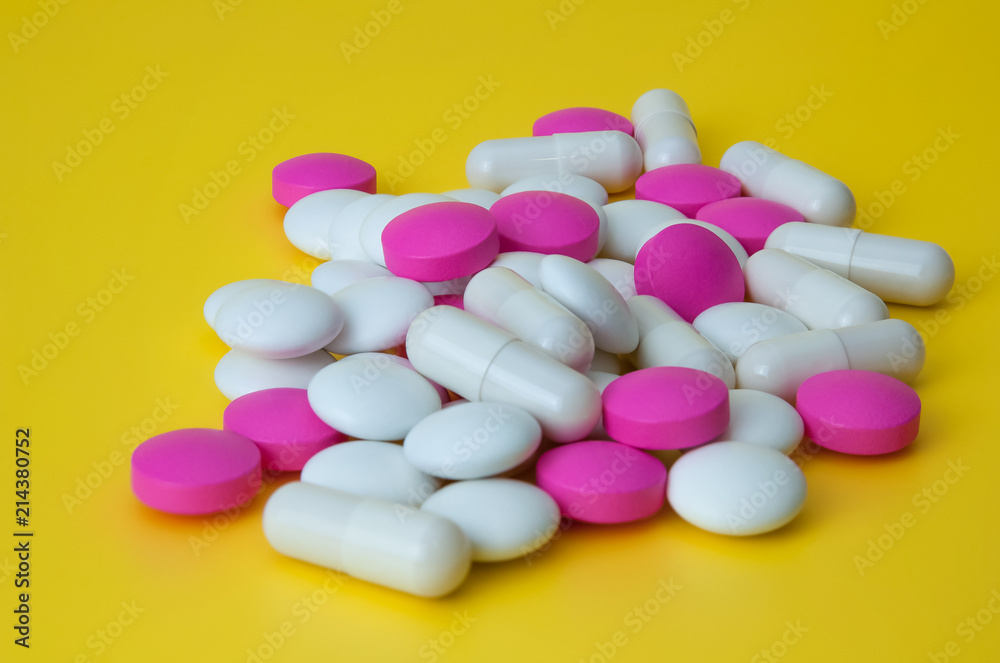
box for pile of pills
[131,89,953,598]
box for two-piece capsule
[631,89,701,170]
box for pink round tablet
[489,191,600,260]
[696,198,804,255]
[223,388,347,472]
[535,441,665,523]
[635,164,741,217]
[796,370,921,455]
[533,107,634,137]
[131,429,262,515]
[382,202,499,281]
[272,153,377,206]
[634,223,745,322]
[602,367,729,449]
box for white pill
[301,440,440,506]
[464,267,595,372]
[667,441,807,536]
[307,354,441,440]
[765,222,955,306]
[263,482,471,597]
[712,389,804,454]
[589,350,622,375]
[585,370,619,440]
[421,275,472,297]
[635,218,749,270]
[204,279,283,329]
[403,401,541,479]
[359,193,452,266]
[489,252,544,287]
[441,187,501,209]
[599,199,686,262]
[628,295,735,388]
[310,260,390,296]
[325,276,433,355]
[337,352,451,405]
[538,255,639,354]
[420,479,560,562]
[587,258,637,301]
[719,141,856,227]
[631,89,701,170]
[500,173,609,208]
[327,193,395,263]
[692,302,808,364]
[214,349,334,400]
[283,189,369,259]
[214,282,344,359]
[746,249,888,330]
[466,130,643,193]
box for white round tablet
[359,193,452,266]
[599,199,687,262]
[488,252,544,288]
[712,389,804,454]
[500,173,609,208]
[692,302,809,364]
[328,193,395,263]
[325,276,433,355]
[308,355,441,440]
[204,279,284,329]
[310,260,390,296]
[442,188,501,209]
[667,441,807,536]
[420,479,560,562]
[301,440,440,507]
[214,349,334,400]
[587,258,637,301]
[403,401,542,479]
[284,189,369,259]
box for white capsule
[711,389,804,455]
[489,252,544,288]
[263,482,471,597]
[538,255,639,354]
[327,193,395,263]
[464,267,595,372]
[720,141,856,227]
[746,249,889,330]
[631,89,701,170]
[692,302,808,364]
[628,295,735,388]
[204,279,283,329]
[301,440,440,506]
[284,189,369,259]
[325,276,433,354]
[359,193,452,266]
[405,306,602,442]
[441,187,501,209]
[466,130,643,193]
[587,258,637,301]
[735,318,925,401]
[765,222,955,306]
[310,260,390,296]
[635,218,749,270]
[500,173,609,208]
[599,199,686,262]
[214,349,334,400]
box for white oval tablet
[667,441,807,535]
[204,279,284,329]
[310,260,390,296]
[599,199,687,262]
[327,193,395,263]
[301,440,440,506]
[325,276,433,355]
[489,252,544,288]
[587,258,637,301]
[214,349,334,400]
[338,352,451,405]
[359,193,452,266]
[692,302,809,364]
[712,389,804,454]
[214,282,344,359]
[500,173,609,208]
[636,219,749,269]
[284,189,369,259]
[420,479,560,562]
[538,255,639,354]
[442,188,501,209]
[308,355,441,440]
[403,401,541,479]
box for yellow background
[3,0,999,661]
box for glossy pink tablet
[634,164,741,217]
[272,153,377,206]
[634,223,745,322]
[489,191,600,261]
[696,197,804,255]
[131,429,262,515]
[223,388,347,472]
[602,367,729,449]
[533,107,634,137]
[382,202,499,281]
[796,370,921,455]
[535,441,666,523]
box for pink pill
[696,198,804,255]
[602,367,729,449]
[223,388,347,472]
[382,202,499,281]
[272,153,376,206]
[535,441,666,523]
[634,223,745,322]
[533,107,634,137]
[489,191,600,261]
[434,294,465,309]
[131,429,262,515]
[635,164,741,217]
[796,370,921,455]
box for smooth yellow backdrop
[3,0,999,661]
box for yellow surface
[3,0,999,661]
